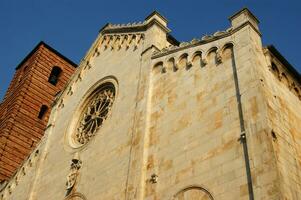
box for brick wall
[0,42,77,181]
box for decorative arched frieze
[192,51,203,68]
[83,61,92,70]
[221,43,234,61]
[75,72,82,83]
[166,57,177,72]
[153,61,165,74]
[116,35,122,50]
[121,35,127,45]
[67,86,74,96]
[291,82,301,98]
[92,46,100,57]
[269,62,301,101]
[126,34,134,49]
[221,42,234,52]
[280,72,290,87]
[206,47,219,66]
[0,147,41,198]
[177,53,189,70]
[172,186,214,200]
[58,99,64,109]
[271,63,281,80]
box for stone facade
[1,8,301,200]
[0,42,77,181]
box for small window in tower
[38,105,48,119]
[48,66,62,86]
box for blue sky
[0,0,300,100]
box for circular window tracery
[75,83,115,146]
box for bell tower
[0,41,77,182]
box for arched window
[48,66,62,85]
[38,105,48,119]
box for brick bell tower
[0,41,77,182]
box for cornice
[151,21,261,59]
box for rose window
[75,84,115,145]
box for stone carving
[76,84,115,145]
[66,154,82,196]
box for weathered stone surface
[1,8,301,200]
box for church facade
[1,8,301,200]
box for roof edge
[145,11,168,23]
[15,41,77,70]
[229,7,260,24]
[267,45,301,83]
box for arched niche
[172,186,214,200]
[192,51,202,68]
[222,43,234,60]
[177,53,188,70]
[153,61,165,74]
[206,47,218,66]
[167,57,177,72]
